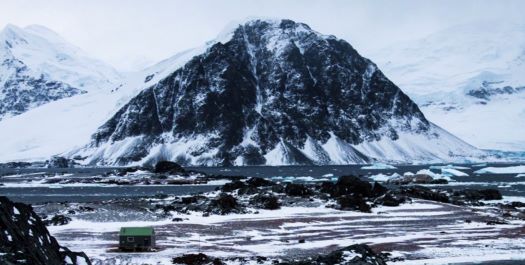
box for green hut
[119,227,155,251]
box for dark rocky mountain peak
[74,19,479,166]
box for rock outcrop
[0,196,91,265]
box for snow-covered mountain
[71,19,484,166]
[0,24,121,119]
[0,25,213,162]
[368,20,525,151]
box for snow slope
[368,20,525,151]
[1,24,121,90]
[0,25,240,162]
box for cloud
[1,0,523,71]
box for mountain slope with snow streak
[369,20,525,151]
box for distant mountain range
[0,19,514,165]
[368,20,525,151]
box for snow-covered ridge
[368,20,525,151]
[1,24,121,90]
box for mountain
[0,24,121,120]
[0,26,210,162]
[368,20,525,151]
[71,19,483,166]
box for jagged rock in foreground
[74,18,482,166]
[0,196,91,265]
[171,244,387,265]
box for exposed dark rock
[181,195,207,205]
[171,244,386,265]
[43,215,72,226]
[172,253,221,265]
[338,194,371,213]
[221,180,247,192]
[46,156,75,168]
[452,189,502,201]
[331,175,373,198]
[429,179,449,184]
[285,183,313,197]
[371,182,388,197]
[511,201,525,208]
[486,219,509,225]
[245,177,274,187]
[399,186,450,203]
[0,196,91,265]
[154,161,186,174]
[374,193,406,207]
[288,244,387,265]
[250,194,281,210]
[207,193,244,215]
[0,56,86,120]
[271,184,285,193]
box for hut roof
[119,227,154,236]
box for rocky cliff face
[0,55,85,119]
[75,19,482,166]
[0,196,91,265]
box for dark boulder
[374,193,406,207]
[154,161,186,174]
[221,180,247,192]
[285,183,313,197]
[429,179,449,184]
[271,184,285,193]
[338,194,371,213]
[172,253,222,265]
[453,189,502,201]
[245,177,274,187]
[511,201,525,208]
[0,196,91,265]
[371,182,388,197]
[331,175,373,198]
[44,214,72,226]
[283,244,386,265]
[181,195,207,204]
[207,193,243,215]
[318,181,335,194]
[46,156,75,168]
[250,194,281,210]
[399,186,450,203]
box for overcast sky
[1,0,524,71]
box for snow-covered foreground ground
[47,200,525,265]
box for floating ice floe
[429,164,470,170]
[368,173,403,182]
[474,165,525,174]
[360,163,397,170]
[472,163,488,168]
[441,168,469,177]
[415,169,452,181]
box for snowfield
[369,20,525,152]
[47,200,525,265]
[474,165,525,174]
